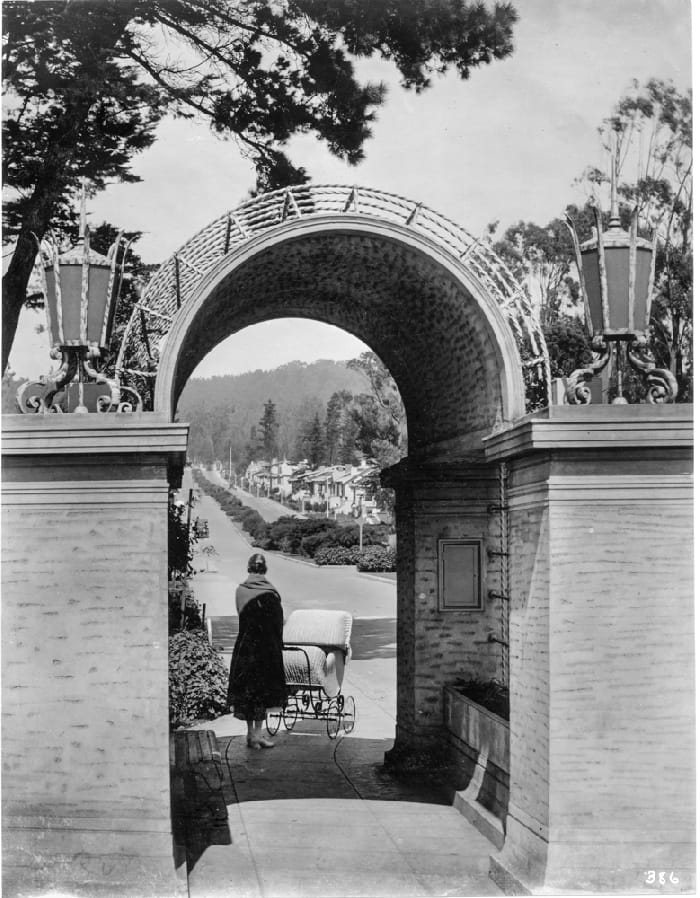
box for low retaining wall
[444,685,510,848]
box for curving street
[202,466,308,523]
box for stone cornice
[1,413,189,457]
[483,404,693,461]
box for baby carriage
[266,609,356,739]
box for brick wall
[494,444,695,893]
[170,231,509,450]
[389,463,506,754]
[2,417,187,897]
[506,473,551,855]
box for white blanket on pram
[282,609,353,697]
[283,644,345,696]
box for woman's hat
[247,553,267,573]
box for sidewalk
[173,721,503,898]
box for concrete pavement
[173,724,503,898]
[174,473,503,897]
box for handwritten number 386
[645,871,679,886]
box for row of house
[239,457,381,520]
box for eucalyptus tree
[580,78,692,399]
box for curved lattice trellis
[117,184,551,410]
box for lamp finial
[610,130,621,228]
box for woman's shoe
[247,736,275,749]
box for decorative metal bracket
[564,334,678,405]
[16,347,143,414]
[565,336,611,405]
[627,337,678,404]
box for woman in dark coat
[227,553,286,749]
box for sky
[7,0,693,380]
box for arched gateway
[119,185,550,432]
[2,187,693,897]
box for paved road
[185,468,396,620]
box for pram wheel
[326,699,340,739]
[281,609,355,741]
[283,702,298,730]
[341,695,356,734]
[266,710,282,735]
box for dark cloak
[227,574,286,721]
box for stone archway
[119,186,550,435]
[155,220,525,440]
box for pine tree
[308,413,325,468]
[258,399,279,461]
[325,390,352,465]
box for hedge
[356,545,396,572]
[314,545,361,566]
[192,470,394,561]
[315,545,396,571]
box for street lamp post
[564,148,677,405]
[353,496,365,551]
[16,185,141,414]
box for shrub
[356,545,396,572]
[221,497,242,512]
[240,509,268,539]
[363,523,393,544]
[269,517,339,555]
[333,527,361,548]
[168,501,194,580]
[299,527,343,557]
[265,515,306,549]
[169,630,229,729]
[315,545,361,565]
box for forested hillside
[177,359,370,469]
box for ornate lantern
[17,187,142,414]
[564,167,677,404]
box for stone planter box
[443,685,510,848]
